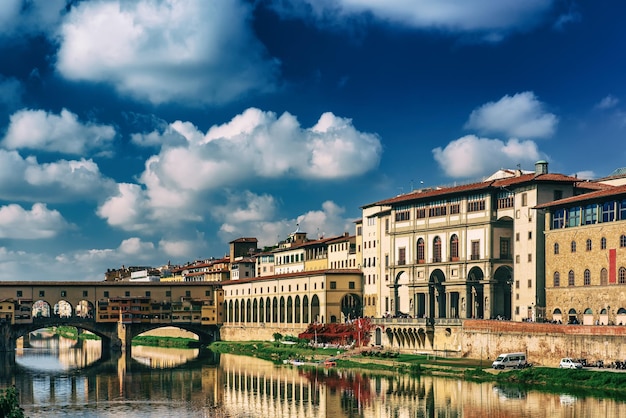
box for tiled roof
[575,181,614,191]
[366,172,579,207]
[535,184,626,209]
[229,237,258,243]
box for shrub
[0,386,24,418]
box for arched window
[584,269,591,286]
[450,234,459,261]
[601,268,608,286]
[621,235,626,248]
[433,236,442,262]
[571,241,577,253]
[568,270,575,286]
[554,243,559,255]
[601,237,607,250]
[553,272,560,287]
[417,238,425,263]
[586,239,592,251]
[620,267,626,284]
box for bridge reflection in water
[3,344,626,417]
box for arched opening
[54,300,73,318]
[302,295,309,323]
[246,299,251,323]
[552,308,562,323]
[286,296,293,323]
[600,308,609,325]
[583,308,593,326]
[493,266,513,320]
[265,297,271,323]
[393,270,410,316]
[252,299,258,323]
[568,308,578,324]
[340,293,362,321]
[75,300,94,319]
[467,267,484,319]
[311,295,320,324]
[617,308,626,326]
[239,299,245,323]
[259,298,265,323]
[228,300,234,323]
[32,300,51,319]
[272,297,278,323]
[428,269,446,318]
[279,296,285,323]
[294,296,301,323]
[234,300,239,323]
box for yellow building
[539,183,626,325]
[0,299,15,324]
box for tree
[0,386,24,418]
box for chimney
[535,160,548,176]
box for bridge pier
[0,323,16,352]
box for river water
[1,337,626,417]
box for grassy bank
[52,326,100,340]
[209,341,626,399]
[132,335,200,348]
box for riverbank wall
[462,320,626,367]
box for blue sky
[0,0,625,281]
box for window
[516,233,520,242]
[398,247,406,265]
[601,237,607,249]
[385,219,389,233]
[602,201,616,222]
[416,204,426,219]
[500,238,510,259]
[515,280,520,289]
[528,279,532,288]
[586,239,592,251]
[552,209,566,229]
[528,231,532,240]
[125,291,130,297]
[527,253,532,262]
[349,281,355,289]
[395,206,410,222]
[450,235,459,260]
[553,272,560,287]
[385,254,389,267]
[554,190,563,200]
[471,240,480,260]
[83,290,88,297]
[621,235,626,248]
[571,241,577,253]
[568,270,575,286]
[620,199,626,220]
[104,291,109,298]
[17,291,22,298]
[330,281,337,289]
[417,239,425,263]
[39,291,45,297]
[467,197,486,212]
[166,291,171,297]
[61,291,67,297]
[583,204,597,225]
[568,206,581,227]
[584,269,591,286]
[601,268,608,286]
[433,237,442,262]
[497,191,514,209]
[554,243,559,255]
[620,268,626,285]
[516,255,520,263]
[450,202,460,214]
[429,201,447,217]
[522,193,528,207]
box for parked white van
[492,353,527,369]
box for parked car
[559,358,583,369]
[492,352,527,369]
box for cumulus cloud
[465,92,558,139]
[0,0,66,37]
[0,150,116,203]
[218,199,353,249]
[159,238,205,258]
[595,95,619,110]
[0,203,69,239]
[2,108,116,155]
[96,183,151,231]
[118,237,155,255]
[101,108,381,231]
[270,0,555,39]
[55,0,279,105]
[432,135,542,178]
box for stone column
[116,321,133,354]
[0,323,16,352]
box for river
[1,337,626,417]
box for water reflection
[2,341,626,417]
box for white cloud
[595,95,619,110]
[270,0,555,39]
[118,237,155,255]
[159,238,205,258]
[432,135,542,178]
[573,170,595,180]
[0,0,66,37]
[2,108,116,155]
[96,183,151,231]
[0,150,116,203]
[101,108,381,231]
[55,0,279,105]
[0,203,69,239]
[465,92,558,139]
[218,199,353,249]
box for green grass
[52,326,100,340]
[209,340,346,364]
[132,335,200,348]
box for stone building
[361,161,581,322]
[538,183,626,325]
